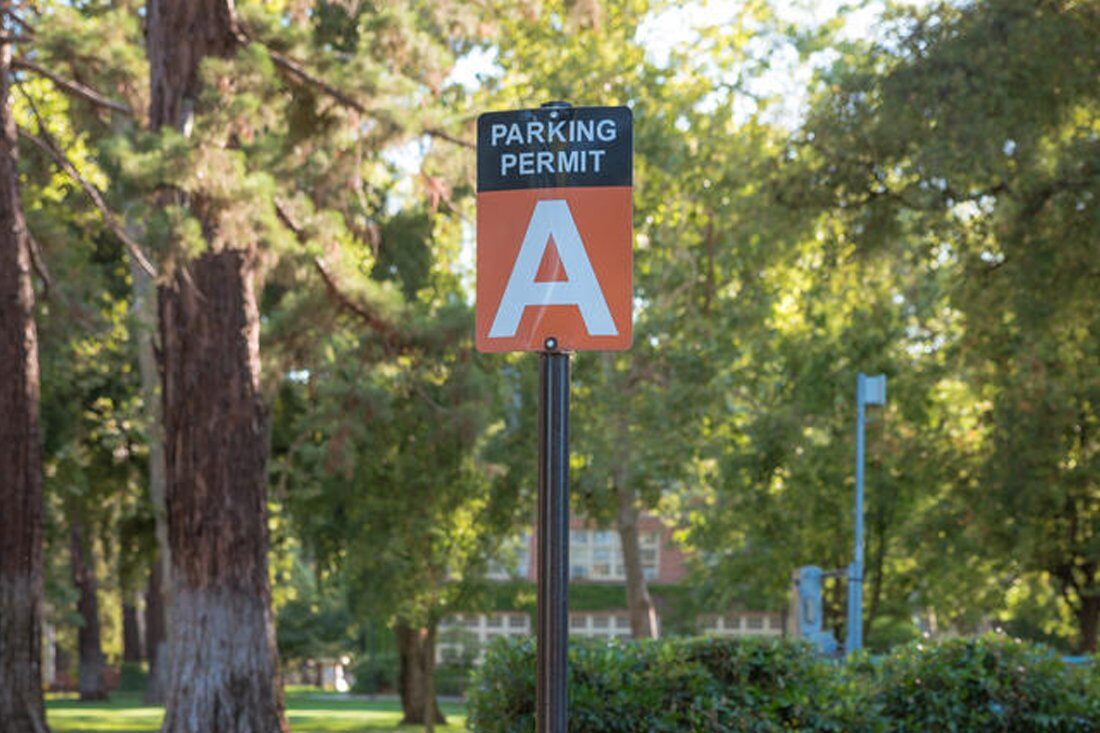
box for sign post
[847,372,886,656]
[477,102,633,732]
[537,336,569,733]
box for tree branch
[3,9,35,37]
[18,126,157,277]
[258,42,368,115]
[12,57,132,115]
[273,198,405,349]
[424,126,475,150]
[247,34,475,150]
[26,231,51,299]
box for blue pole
[847,373,865,655]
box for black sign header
[477,105,633,192]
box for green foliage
[23,0,1100,682]
[468,636,848,732]
[275,562,356,666]
[350,652,400,695]
[116,662,148,693]
[784,0,1100,649]
[468,635,1097,733]
[869,636,1099,732]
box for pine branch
[18,124,157,277]
[258,42,368,115]
[272,198,404,349]
[12,57,132,115]
[249,35,475,150]
[424,126,475,150]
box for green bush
[116,661,147,693]
[868,636,1098,732]
[349,652,398,694]
[466,634,1097,733]
[435,661,473,697]
[466,636,848,732]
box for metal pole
[537,337,569,733]
[847,373,865,655]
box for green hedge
[467,636,848,732]
[868,636,1098,732]
[466,635,1098,732]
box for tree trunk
[122,597,143,663]
[143,552,169,702]
[603,354,658,640]
[395,622,445,728]
[0,5,49,729]
[616,485,659,639]
[148,1,287,731]
[864,510,888,645]
[132,257,171,704]
[157,252,287,733]
[70,514,108,701]
[1077,594,1099,654]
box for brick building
[437,513,784,663]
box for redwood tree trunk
[0,5,49,729]
[148,1,287,731]
[158,252,287,733]
[70,514,108,701]
[395,622,445,728]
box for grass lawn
[46,689,467,733]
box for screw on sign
[476,103,633,733]
[476,104,633,353]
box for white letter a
[489,200,617,338]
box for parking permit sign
[476,105,633,353]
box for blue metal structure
[797,565,839,655]
[847,373,885,656]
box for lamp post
[847,372,885,656]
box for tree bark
[70,514,108,701]
[148,1,288,731]
[158,252,288,733]
[0,3,49,729]
[601,354,659,640]
[143,552,170,703]
[394,622,445,728]
[122,597,143,664]
[864,507,888,644]
[1076,594,1098,654]
[616,485,659,639]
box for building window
[698,612,781,638]
[487,532,531,579]
[566,613,632,640]
[437,613,531,665]
[569,527,660,581]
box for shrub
[466,636,848,732]
[867,635,1097,732]
[435,661,473,697]
[467,634,1096,733]
[117,661,147,693]
[349,652,398,694]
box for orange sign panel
[476,106,633,353]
